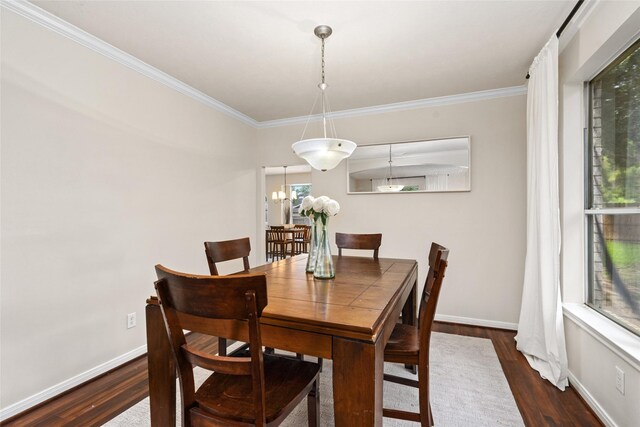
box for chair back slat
[182,345,252,376]
[335,232,382,259]
[176,313,249,341]
[204,237,251,275]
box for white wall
[0,10,257,410]
[257,95,527,327]
[559,2,640,426]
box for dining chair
[266,229,293,261]
[204,237,251,356]
[204,237,251,276]
[382,242,449,426]
[154,265,320,427]
[294,225,311,255]
[335,232,382,259]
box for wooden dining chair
[382,242,449,426]
[204,237,251,276]
[266,229,293,261]
[293,226,310,255]
[154,265,321,427]
[204,237,251,356]
[335,232,382,259]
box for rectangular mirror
[347,136,470,194]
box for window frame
[584,37,640,336]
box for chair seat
[384,323,419,365]
[196,354,320,424]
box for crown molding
[257,85,527,129]
[3,0,527,131]
[1,0,259,127]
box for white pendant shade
[292,138,357,171]
[377,184,405,192]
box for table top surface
[248,255,417,341]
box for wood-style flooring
[1,323,602,427]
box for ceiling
[32,1,575,122]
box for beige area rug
[104,332,524,426]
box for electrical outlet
[127,312,137,329]
[615,366,625,395]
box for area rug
[104,332,524,426]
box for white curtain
[514,36,568,390]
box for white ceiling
[32,1,575,122]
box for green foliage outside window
[593,41,640,206]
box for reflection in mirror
[347,137,470,193]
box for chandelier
[292,25,356,171]
[272,166,296,203]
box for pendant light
[272,166,297,202]
[377,145,404,192]
[292,25,356,171]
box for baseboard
[0,344,147,422]
[567,370,616,427]
[0,317,514,420]
[435,314,518,331]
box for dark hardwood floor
[1,323,602,427]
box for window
[290,184,311,225]
[586,38,640,335]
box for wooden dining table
[146,254,418,426]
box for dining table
[146,253,418,426]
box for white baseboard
[567,370,616,427]
[1,316,514,421]
[0,344,147,422]
[435,314,518,331]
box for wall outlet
[615,366,625,395]
[127,312,137,329]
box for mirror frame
[346,136,471,194]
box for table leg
[146,297,176,427]
[332,336,384,426]
[402,277,418,374]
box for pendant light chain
[321,36,326,85]
[320,34,327,139]
[388,145,393,184]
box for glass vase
[313,217,335,279]
[305,215,321,273]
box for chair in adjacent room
[335,232,382,259]
[293,225,311,255]
[382,242,449,427]
[266,228,293,261]
[154,265,321,427]
[204,237,251,356]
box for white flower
[301,195,315,211]
[324,199,340,216]
[312,196,328,212]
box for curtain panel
[515,36,569,390]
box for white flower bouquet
[300,195,340,225]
